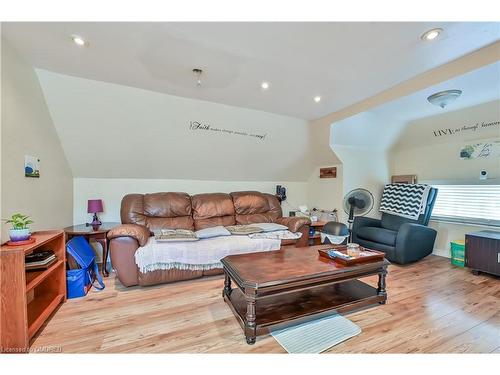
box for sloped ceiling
[330,61,500,153]
[4,22,499,120]
[37,70,324,181]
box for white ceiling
[370,61,500,123]
[3,22,499,120]
[327,61,500,154]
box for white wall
[390,100,500,257]
[333,146,390,220]
[391,100,500,180]
[73,178,308,224]
[329,112,405,221]
[1,39,73,241]
[306,165,343,216]
[37,70,315,182]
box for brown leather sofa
[108,191,311,287]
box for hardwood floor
[31,255,500,353]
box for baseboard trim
[432,248,450,258]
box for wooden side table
[308,221,328,246]
[465,230,500,277]
[64,222,120,277]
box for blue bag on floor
[66,236,105,299]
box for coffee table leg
[245,291,257,345]
[377,267,388,304]
[223,271,232,298]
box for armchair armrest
[107,224,151,247]
[395,223,437,264]
[276,217,311,232]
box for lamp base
[86,213,102,227]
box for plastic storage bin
[450,240,465,267]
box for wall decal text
[189,121,267,141]
[432,120,499,138]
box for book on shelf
[25,250,57,271]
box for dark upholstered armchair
[352,187,438,264]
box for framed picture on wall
[24,155,40,178]
[391,174,417,184]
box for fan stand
[347,203,356,243]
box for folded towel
[248,230,302,240]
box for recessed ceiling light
[261,82,270,90]
[71,35,87,47]
[421,28,443,41]
[314,96,321,103]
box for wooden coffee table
[221,244,390,344]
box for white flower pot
[9,228,31,242]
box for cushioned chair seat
[356,226,397,246]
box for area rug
[270,314,361,353]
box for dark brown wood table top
[467,230,500,240]
[63,222,121,235]
[221,244,390,289]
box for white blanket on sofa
[135,236,281,273]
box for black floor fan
[343,188,374,242]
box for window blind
[431,184,500,227]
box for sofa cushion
[356,226,397,246]
[231,191,270,214]
[191,193,236,230]
[231,191,283,224]
[263,193,282,221]
[253,222,288,232]
[195,225,231,239]
[154,229,199,242]
[144,192,192,217]
[225,225,263,235]
[121,193,194,231]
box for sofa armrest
[395,223,437,264]
[107,224,151,247]
[276,217,311,233]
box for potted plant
[4,213,34,242]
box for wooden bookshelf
[1,230,66,352]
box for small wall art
[319,167,337,178]
[391,174,417,184]
[24,155,40,178]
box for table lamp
[87,199,103,226]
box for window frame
[423,179,500,228]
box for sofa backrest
[381,187,438,231]
[231,191,282,224]
[191,193,236,230]
[120,191,283,231]
[121,192,194,230]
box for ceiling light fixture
[314,96,321,103]
[421,28,443,41]
[71,35,87,46]
[261,82,270,90]
[427,89,462,109]
[192,68,203,87]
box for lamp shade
[87,199,103,213]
